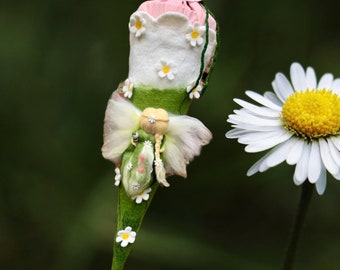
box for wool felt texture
[128,11,217,90]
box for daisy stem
[282,181,313,270]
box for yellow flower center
[191,30,200,39]
[121,233,130,240]
[162,65,170,74]
[282,89,340,139]
[135,20,142,30]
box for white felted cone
[101,1,219,269]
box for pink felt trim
[137,0,216,30]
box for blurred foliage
[2,0,340,269]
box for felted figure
[101,1,218,268]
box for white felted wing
[163,115,212,177]
[101,92,141,163]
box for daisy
[122,78,133,99]
[116,226,136,247]
[187,83,203,99]
[131,187,152,204]
[129,14,146,38]
[186,22,205,47]
[226,62,340,195]
[156,60,177,80]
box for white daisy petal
[238,129,287,144]
[225,128,252,139]
[272,73,294,102]
[228,122,282,132]
[331,79,340,94]
[315,166,327,195]
[308,141,321,183]
[306,67,317,90]
[293,143,311,184]
[245,90,282,110]
[247,151,272,176]
[319,138,339,175]
[290,62,307,91]
[263,91,283,106]
[317,73,333,90]
[228,113,281,127]
[245,131,292,153]
[327,138,340,166]
[265,139,296,168]
[330,136,340,151]
[234,98,281,117]
[286,138,304,165]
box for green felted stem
[111,87,189,270]
[112,183,158,270]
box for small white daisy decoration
[122,78,133,99]
[132,187,152,204]
[187,83,203,99]
[156,60,177,80]
[114,167,121,186]
[226,62,340,195]
[186,22,205,47]
[129,14,146,38]
[116,226,136,247]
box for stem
[282,181,313,270]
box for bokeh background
[2,0,340,269]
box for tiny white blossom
[187,83,203,99]
[114,167,121,186]
[129,15,146,38]
[144,140,153,149]
[126,162,133,171]
[154,158,163,167]
[156,60,177,80]
[186,22,205,47]
[131,187,152,204]
[116,226,136,247]
[122,78,133,99]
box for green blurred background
[2,0,340,269]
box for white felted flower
[131,187,152,204]
[129,14,146,38]
[186,22,205,47]
[116,226,136,247]
[156,59,177,81]
[122,78,133,98]
[114,167,121,186]
[226,62,340,195]
[187,83,203,99]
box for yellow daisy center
[135,20,142,30]
[162,65,170,74]
[191,30,200,39]
[282,89,340,139]
[121,233,130,240]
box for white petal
[247,151,272,176]
[331,79,340,93]
[315,166,327,195]
[265,139,296,168]
[330,136,340,151]
[317,73,333,90]
[245,131,292,153]
[272,73,294,102]
[233,98,281,117]
[293,143,311,184]
[327,138,340,166]
[228,113,281,127]
[290,62,307,91]
[245,90,282,110]
[307,141,321,183]
[306,67,317,90]
[238,129,287,144]
[228,122,282,132]
[263,91,283,106]
[225,128,252,139]
[286,138,304,165]
[319,138,339,175]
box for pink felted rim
[137,0,216,30]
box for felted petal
[164,114,212,177]
[290,62,307,91]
